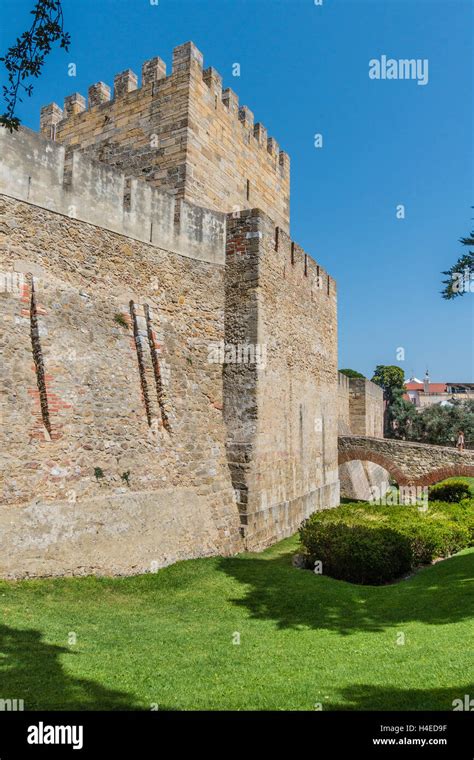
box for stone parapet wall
[0,127,226,265]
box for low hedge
[299,521,412,584]
[299,501,473,585]
[428,480,472,503]
[428,499,474,543]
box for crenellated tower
[40,42,291,233]
[0,40,339,577]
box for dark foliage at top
[0,0,69,132]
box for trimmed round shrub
[428,480,471,503]
[299,519,412,585]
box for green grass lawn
[1,536,473,711]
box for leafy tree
[387,388,419,440]
[371,365,406,437]
[0,0,69,132]
[409,400,474,447]
[371,365,405,403]
[386,388,474,446]
[339,368,365,379]
[441,223,474,300]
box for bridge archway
[338,447,410,486]
[410,465,474,487]
[339,446,474,488]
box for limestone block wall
[0,191,243,578]
[364,461,391,496]
[224,211,339,549]
[364,379,385,437]
[337,372,350,434]
[41,42,290,233]
[339,461,369,500]
[184,50,290,232]
[348,377,384,437]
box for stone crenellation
[40,42,290,233]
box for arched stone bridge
[338,435,474,487]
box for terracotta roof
[405,382,447,393]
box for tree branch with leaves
[441,222,474,300]
[0,0,69,132]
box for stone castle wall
[0,124,336,577]
[3,40,398,575]
[337,372,351,434]
[348,377,384,438]
[225,212,339,548]
[0,189,243,577]
[41,42,290,233]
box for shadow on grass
[0,624,140,710]
[218,547,474,635]
[323,683,474,711]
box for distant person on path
[456,430,465,452]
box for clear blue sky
[1,0,473,381]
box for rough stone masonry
[0,42,342,578]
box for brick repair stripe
[129,300,152,427]
[144,303,171,433]
[29,278,52,436]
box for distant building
[405,372,474,409]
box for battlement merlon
[39,42,291,233]
[225,208,336,300]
